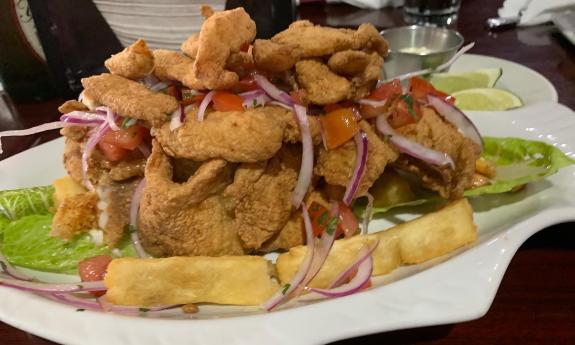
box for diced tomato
[370,79,403,101]
[337,202,359,238]
[233,76,260,93]
[359,79,403,119]
[320,108,360,149]
[78,255,113,297]
[101,125,148,151]
[98,142,129,162]
[308,201,330,237]
[162,84,180,100]
[409,77,454,104]
[181,88,205,105]
[212,91,244,112]
[388,94,422,129]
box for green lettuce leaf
[0,186,54,222]
[368,136,574,215]
[1,214,135,274]
[464,137,575,196]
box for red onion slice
[97,106,120,131]
[241,89,271,109]
[0,276,105,293]
[82,122,110,191]
[376,115,455,168]
[197,90,216,121]
[383,42,475,83]
[254,74,294,106]
[291,104,314,207]
[97,295,178,313]
[137,143,151,158]
[268,101,292,111]
[427,94,483,152]
[170,104,185,131]
[61,111,105,124]
[129,178,150,258]
[357,99,387,108]
[263,205,315,311]
[343,131,368,206]
[0,121,77,155]
[0,252,32,281]
[325,239,379,291]
[47,294,178,314]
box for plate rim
[0,56,572,345]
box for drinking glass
[403,0,461,27]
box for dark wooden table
[1,0,575,344]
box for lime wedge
[430,68,503,94]
[452,88,523,111]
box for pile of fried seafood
[51,7,481,259]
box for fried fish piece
[58,100,88,114]
[315,121,398,195]
[97,179,140,247]
[104,255,278,306]
[81,73,178,125]
[394,107,479,199]
[177,8,256,90]
[295,60,351,105]
[104,39,154,80]
[272,21,388,58]
[328,50,383,100]
[138,141,244,257]
[253,39,302,73]
[154,105,286,162]
[227,146,299,251]
[152,49,197,88]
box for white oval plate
[450,54,559,106]
[1,65,574,345]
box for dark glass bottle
[0,0,56,103]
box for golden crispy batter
[230,146,299,250]
[105,39,154,80]
[200,4,215,18]
[296,60,351,105]
[152,49,197,88]
[81,73,178,125]
[60,126,88,141]
[138,141,243,257]
[108,159,146,182]
[63,139,85,186]
[272,21,387,58]
[328,50,373,76]
[315,121,399,196]
[154,106,286,162]
[50,192,98,240]
[58,100,88,114]
[348,51,384,100]
[394,107,479,199]
[179,8,256,90]
[253,39,302,73]
[104,256,278,306]
[272,105,323,145]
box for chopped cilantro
[325,217,338,235]
[281,283,291,295]
[125,224,137,234]
[77,284,83,289]
[317,212,329,225]
[139,307,150,313]
[400,94,417,119]
[252,99,257,107]
[121,117,132,129]
[76,309,85,312]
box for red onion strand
[129,178,149,258]
[343,131,368,206]
[291,104,314,207]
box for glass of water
[403,0,462,27]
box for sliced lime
[452,88,523,111]
[430,68,503,94]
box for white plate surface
[450,54,558,106]
[0,59,574,345]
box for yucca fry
[276,199,476,288]
[104,256,279,306]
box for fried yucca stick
[276,198,477,288]
[104,256,278,306]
